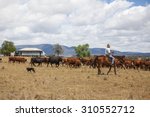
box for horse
[93,55,126,75]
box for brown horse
[93,55,126,75]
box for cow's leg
[31,62,35,67]
[137,65,140,72]
[69,64,71,68]
[40,62,42,67]
[47,62,49,67]
[37,62,40,66]
[33,63,36,67]
[57,63,59,68]
[30,62,32,67]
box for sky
[0,0,150,52]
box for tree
[75,44,90,57]
[53,44,64,56]
[0,40,16,56]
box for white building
[17,48,45,56]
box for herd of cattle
[5,55,150,71]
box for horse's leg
[114,63,117,75]
[107,65,112,75]
[97,62,101,75]
[121,63,126,70]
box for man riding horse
[93,44,126,75]
[105,44,115,65]
[93,44,117,75]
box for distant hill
[16,44,150,57]
[16,44,76,56]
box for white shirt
[105,48,111,55]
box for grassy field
[0,57,150,100]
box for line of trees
[53,43,91,57]
[0,40,90,57]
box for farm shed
[17,48,45,56]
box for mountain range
[16,44,150,57]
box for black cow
[30,57,44,67]
[47,56,63,67]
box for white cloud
[0,0,149,52]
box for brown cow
[64,57,81,68]
[9,56,27,63]
[62,58,68,66]
[124,59,134,69]
[15,57,27,63]
[9,57,15,63]
[80,57,91,66]
[132,60,144,70]
[143,60,150,71]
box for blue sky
[105,0,150,6]
[128,0,150,6]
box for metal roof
[18,48,43,52]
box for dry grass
[0,57,150,100]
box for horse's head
[114,55,126,63]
